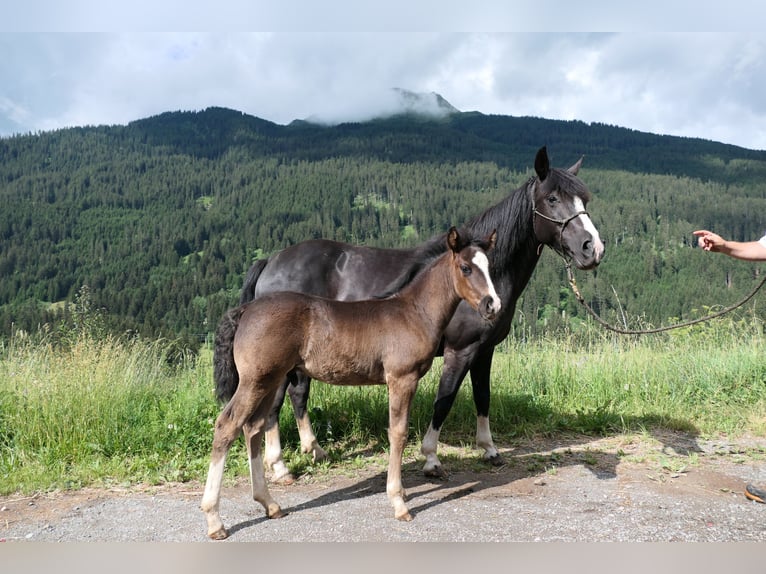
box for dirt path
[2,432,766,543]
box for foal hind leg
[201,377,283,539]
[244,421,286,519]
[201,401,248,539]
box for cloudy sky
[3,2,766,150]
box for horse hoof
[268,508,288,520]
[486,453,505,467]
[423,465,448,480]
[271,473,296,486]
[396,511,413,522]
[208,528,229,540]
[312,447,329,463]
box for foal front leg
[386,375,419,521]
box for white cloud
[1,32,766,150]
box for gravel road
[3,432,766,544]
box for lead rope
[565,261,766,335]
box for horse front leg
[386,374,419,521]
[470,347,503,466]
[421,346,473,478]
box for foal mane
[374,230,487,299]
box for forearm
[716,240,766,261]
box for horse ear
[534,146,549,181]
[568,155,584,175]
[486,229,497,251]
[447,226,460,252]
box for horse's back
[251,238,441,301]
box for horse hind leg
[263,376,295,484]
[287,372,328,462]
[470,351,503,466]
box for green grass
[1,316,765,495]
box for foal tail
[213,306,247,403]
[239,258,269,305]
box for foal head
[447,227,501,321]
[530,146,605,270]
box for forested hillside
[2,106,766,347]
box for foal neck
[396,252,462,329]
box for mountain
[2,106,766,345]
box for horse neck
[396,253,462,334]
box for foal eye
[460,264,472,276]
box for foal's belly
[299,357,385,387]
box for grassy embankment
[1,316,765,495]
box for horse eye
[460,264,472,276]
[546,194,558,204]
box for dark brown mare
[201,228,500,538]
[233,146,605,482]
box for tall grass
[2,316,765,495]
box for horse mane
[372,162,589,298]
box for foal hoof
[208,527,229,541]
[485,453,505,467]
[268,507,288,520]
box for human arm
[693,229,766,261]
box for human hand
[692,230,723,252]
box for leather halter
[530,180,588,259]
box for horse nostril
[583,239,592,253]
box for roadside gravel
[3,432,766,543]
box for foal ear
[447,226,460,252]
[568,154,584,176]
[534,146,550,181]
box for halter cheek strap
[532,204,589,259]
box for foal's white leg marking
[250,451,282,517]
[264,425,292,482]
[472,251,501,313]
[573,197,605,259]
[476,416,499,460]
[297,411,328,462]
[421,423,443,476]
[201,457,226,537]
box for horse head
[530,146,605,270]
[447,227,501,321]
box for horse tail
[213,306,247,403]
[239,258,269,305]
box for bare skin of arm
[693,230,766,262]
